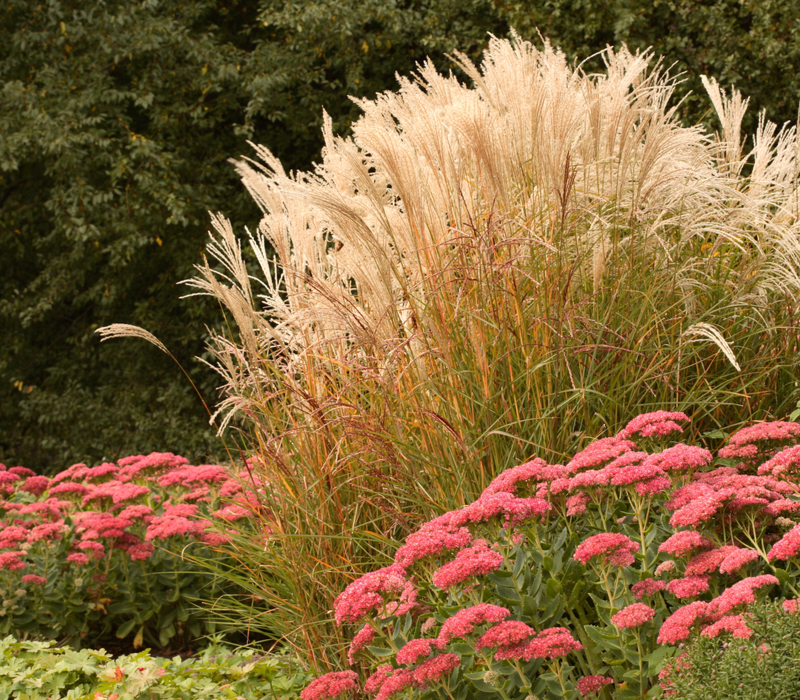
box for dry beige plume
[103,34,800,431]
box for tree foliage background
[1,0,798,473]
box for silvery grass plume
[178,34,799,431]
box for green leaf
[116,619,137,639]
[366,646,395,658]
[545,577,562,597]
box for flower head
[0,551,26,571]
[657,601,709,644]
[477,621,536,650]
[573,533,639,567]
[494,627,582,661]
[411,654,460,686]
[300,671,359,700]
[437,604,510,646]
[396,638,438,665]
[768,523,800,561]
[567,437,636,472]
[719,421,800,464]
[20,475,50,496]
[364,666,393,696]
[645,444,712,472]
[431,542,504,589]
[666,576,710,599]
[706,575,778,616]
[700,614,752,639]
[576,675,614,696]
[21,574,47,585]
[611,603,655,629]
[631,579,667,599]
[617,411,689,440]
[394,526,473,568]
[374,669,417,700]
[658,530,713,558]
[718,548,760,575]
[347,625,376,666]
[333,565,407,625]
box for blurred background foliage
[1,0,798,473]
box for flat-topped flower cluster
[0,452,258,648]
[301,412,800,700]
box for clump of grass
[102,34,800,670]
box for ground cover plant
[0,634,311,700]
[100,33,800,668]
[301,412,800,699]
[0,452,258,650]
[660,598,800,699]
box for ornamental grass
[100,34,800,669]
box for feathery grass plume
[152,34,800,669]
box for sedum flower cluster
[301,413,800,700]
[0,452,259,647]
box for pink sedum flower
[300,671,359,700]
[669,492,727,528]
[394,526,473,568]
[658,531,713,558]
[573,533,639,567]
[576,675,614,696]
[565,493,590,516]
[21,574,47,585]
[700,614,752,639]
[347,625,376,666]
[437,604,510,645]
[482,458,567,496]
[782,599,800,614]
[706,575,778,616]
[396,638,438,665]
[566,437,637,472]
[631,579,667,599]
[685,546,738,576]
[759,445,800,477]
[66,552,90,566]
[526,627,583,659]
[495,627,583,661]
[718,547,760,575]
[611,603,655,629]
[411,654,460,686]
[657,601,709,644]
[20,475,50,496]
[476,621,536,650]
[719,421,800,462]
[333,565,407,626]
[768,523,800,561]
[431,542,504,589]
[0,551,26,571]
[617,411,689,440]
[644,444,712,472]
[364,666,393,696]
[127,542,155,561]
[666,576,710,599]
[374,669,417,700]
